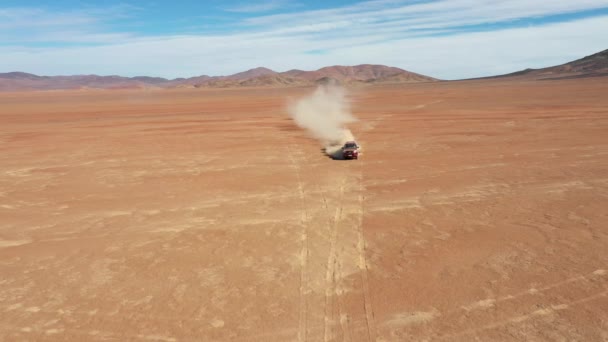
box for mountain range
[0,65,435,91]
[0,49,606,91]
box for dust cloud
[288,84,358,159]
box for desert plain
[1,78,607,341]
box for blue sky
[1,0,607,79]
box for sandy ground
[1,79,607,341]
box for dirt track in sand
[1,79,607,341]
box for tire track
[286,144,309,342]
[336,256,353,342]
[323,180,345,342]
[356,159,377,342]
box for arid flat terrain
[1,79,607,341]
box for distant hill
[364,69,440,84]
[226,67,277,80]
[0,73,152,91]
[277,64,436,84]
[483,49,608,80]
[0,64,436,91]
[238,74,306,87]
[3,49,607,91]
[192,64,436,88]
[291,64,428,82]
[131,76,170,84]
[0,72,45,80]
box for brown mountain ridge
[0,64,435,91]
[2,49,607,91]
[482,49,608,80]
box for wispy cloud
[223,0,296,13]
[0,4,139,43]
[242,0,608,36]
[0,1,607,79]
[0,7,97,29]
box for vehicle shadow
[321,147,347,160]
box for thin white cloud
[0,5,139,43]
[223,0,296,13]
[1,15,606,79]
[0,8,96,29]
[0,1,607,78]
[244,0,608,32]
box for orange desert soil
[1,79,607,341]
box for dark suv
[341,141,359,160]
